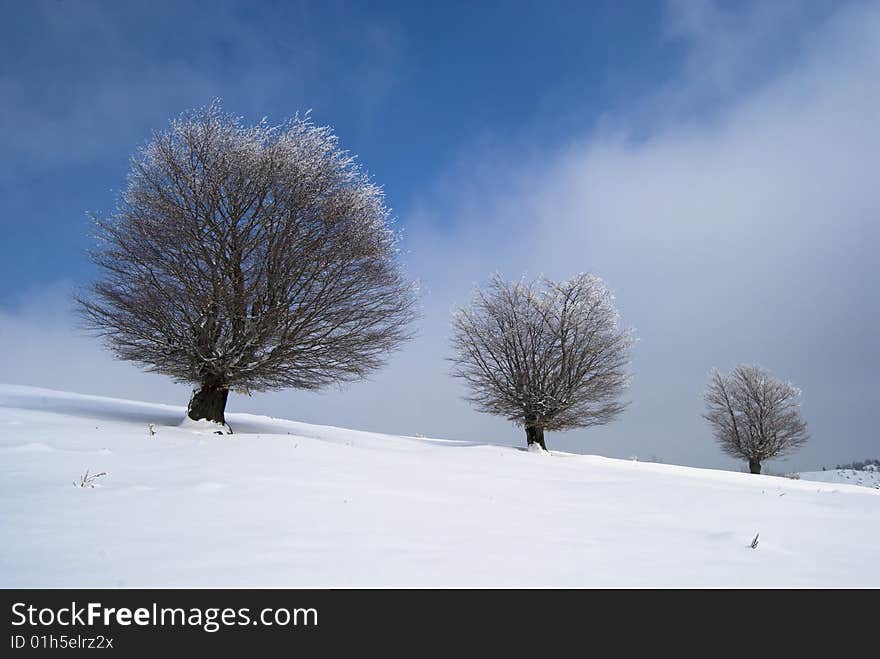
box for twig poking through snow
[74,470,108,488]
[750,533,760,549]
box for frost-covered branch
[78,101,417,425]
[702,364,809,473]
[449,273,634,450]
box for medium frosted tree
[449,273,634,451]
[79,102,416,430]
[703,365,809,474]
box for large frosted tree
[79,103,416,430]
[703,365,809,474]
[449,274,634,451]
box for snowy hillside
[1,384,878,587]
[797,468,880,490]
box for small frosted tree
[79,102,417,430]
[703,365,809,474]
[449,273,634,451]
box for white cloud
[397,0,880,469]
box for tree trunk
[749,459,761,474]
[187,381,230,428]
[525,423,547,451]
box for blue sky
[0,0,665,294]
[0,0,836,296]
[1,0,876,471]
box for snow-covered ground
[797,468,880,490]
[1,383,878,587]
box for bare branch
[78,101,417,423]
[449,273,634,449]
[702,364,809,473]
